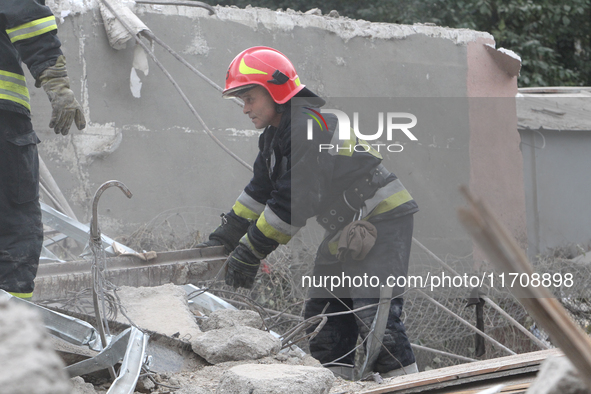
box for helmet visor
[222,84,258,99]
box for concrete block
[115,284,202,341]
[199,309,264,331]
[526,356,591,394]
[70,377,98,394]
[191,326,280,364]
[217,364,334,394]
[0,299,71,394]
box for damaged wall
[517,90,591,256]
[31,1,525,259]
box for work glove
[196,211,251,254]
[36,55,86,135]
[224,242,262,289]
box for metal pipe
[89,180,132,380]
[90,180,133,241]
[417,290,516,356]
[483,296,550,349]
[410,343,478,363]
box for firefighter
[0,0,85,299]
[201,46,418,379]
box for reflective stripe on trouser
[0,110,42,295]
[304,214,415,373]
[7,291,33,299]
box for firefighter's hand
[37,55,86,135]
[224,243,261,289]
[196,212,251,254]
[195,238,224,249]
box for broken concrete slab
[191,326,281,364]
[115,283,202,341]
[199,309,263,331]
[217,364,335,394]
[0,298,71,394]
[70,376,98,394]
[526,356,591,394]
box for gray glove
[36,55,86,135]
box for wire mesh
[42,207,591,374]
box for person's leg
[348,214,417,375]
[304,296,358,377]
[352,297,416,374]
[0,110,42,299]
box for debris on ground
[218,364,335,393]
[199,309,264,331]
[130,353,327,393]
[191,326,281,364]
[526,356,591,394]
[115,283,202,341]
[71,376,98,394]
[0,298,71,394]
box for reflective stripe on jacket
[0,1,62,116]
[233,96,418,254]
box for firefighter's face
[240,86,282,129]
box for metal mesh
[44,206,591,374]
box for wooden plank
[368,366,537,394]
[451,382,530,394]
[361,349,561,394]
[458,187,591,391]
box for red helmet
[223,46,306,104]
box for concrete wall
[32,2,526,259]
[520,128,591,255]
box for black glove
[196,211,250,253]
[224,243,261,289]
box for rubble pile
[191,326,281,364]
[115,283,202,341]
[199,309,265,331]
[0,298,71,394]
[526,357,591,394]
[67,284,338,393]
[218,364,335,394]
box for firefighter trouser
[305,214,415,373]
[0,110,42,297]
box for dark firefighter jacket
[232,96,419,256]
[1,0,62,117]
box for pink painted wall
[466,37,528,262]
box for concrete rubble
[218,364,335,394]
[115,283,202,341]
[199,309,264,331]
[0,282,343,393]
[191,326,281,364]
[0,298,71,394]
[71,376,98,394]
[526,356,591,394]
